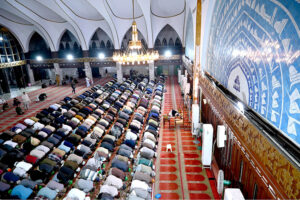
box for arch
[175,37,181,46]
[155,39,161,47]
[59,43,65,50]
[65,42,71,50]
[169,38,174,46]
[73,42,79,50]
[88,27,113,49]
[120,27,148,49]
[162,38,167,46]
[154,24,182,46]
[106,40,111,49]
[92,41,97,49]
[56,29,80,52]
[0,24,26,52]
[28,32,48,51]
[100,41,105,48]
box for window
[253,183,258,199]
[239,160,244,182]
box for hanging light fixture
[113,0,159,65]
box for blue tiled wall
[205,0,300,146]
[185,10,194,60]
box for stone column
[51,51,62,85]
[83,50,93,84]
[116,62,123,83]
[26,64,35,85]
[53,63,63,85]
[84,62,93,83]
[149,62,155,81]
[99,67,106,77]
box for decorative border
[0,60,26,69]
[199,73,300,199]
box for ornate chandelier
[113,0,159,65]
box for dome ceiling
[15,0,66,23]
[106,0,143,19]
[61,0,104,21]
[151,0,185,17]
[0,0,196,51]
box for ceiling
[0,0,197,52]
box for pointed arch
[155,39,161,47]
[121,27,148,49]
[28,32,51,59]
[91,41,97,49]
[162,38,167,46]
[100,41,105,48]
[73,42,79,50]
[56,29,80,52]
[154,24,182,46]
[169,38,174,46]
[28,32,49,51]
[175,37,182,46]
[106,40,111,49]
[59,43,65,50]
[88,28,113,49]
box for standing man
[85,77,90,87]
[71,80,76,94]
[21,92,31,110]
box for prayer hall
[0,0,299,199]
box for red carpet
[160,159,176,165]
[0,78,111,132]
[185,167,203,173]
[186,174,205,181]
[160,193,180,199]
[160,174,178,181]
[184,160,202,165]
[184,153,199,158]
[159,183,179,190]
[189,193,212,199]
[188,183,208,191]
[161,152,176,158]
[154,76,219,199]
[160,166,177,172]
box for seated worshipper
[16,105,24,115]
[1,98,9,111]
[168,109,182,118]
[13,98,21,107]
[36,93,47,102]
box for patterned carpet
[154,76,220,199]
[0,77,112,132]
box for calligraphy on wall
[199,74,300,199]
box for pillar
[84,62,93,83]
[54,63,63,85]
[99,67,106,77]
[26,64,35,85]
[192,0,202,132]
[116,62,123,83]
[149,62,155,81]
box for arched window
[155,39,161,47]
[65,42,70,50]
[162,38,167,46]
[73,42,79,50]
[59,43,65,50]
[175,38,181,47]
[169,38,174,46]
[100,41,105,48]
[106,40,111,49]
[92,41,97,49]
